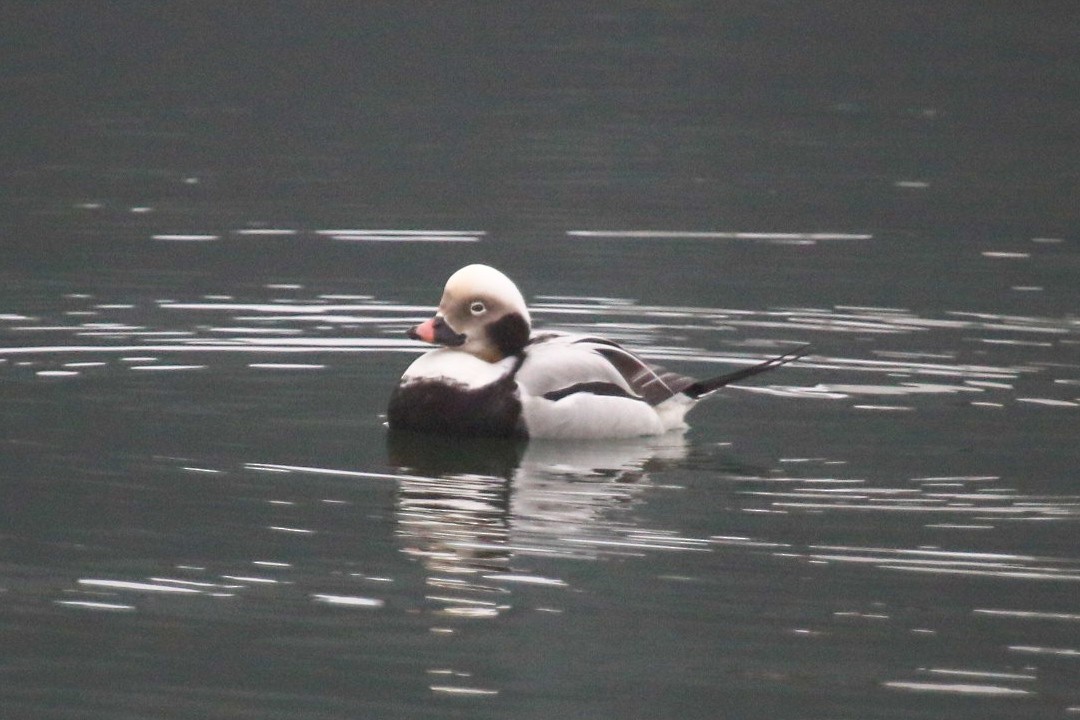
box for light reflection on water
[40,427,1080,704]
[3,231,1079,715]
[6,0,1080,711]
[48,436,709,698]
[3,273,1076,413]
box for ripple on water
[3,283,1077,413]
[5,236,1080,712]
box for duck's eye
[469,301,487,316]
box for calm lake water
[3,4,1080,719]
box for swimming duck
[387,264,806,439]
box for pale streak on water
[3,228,1079,714]
[2,223,1077,403]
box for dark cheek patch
[486,313,530,358]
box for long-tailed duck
[388,264,807,439]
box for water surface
[3,4,1080,719]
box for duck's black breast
[387,377,527,438]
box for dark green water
[3,4,1079,718]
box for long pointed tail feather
[684,345,811,399]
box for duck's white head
[407,264,532,362]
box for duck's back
[514,333,692,439]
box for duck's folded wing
[582,339,695,405]
[520,334,810,406]
[519,334,693,406]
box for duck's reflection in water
[387,431,690,620]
